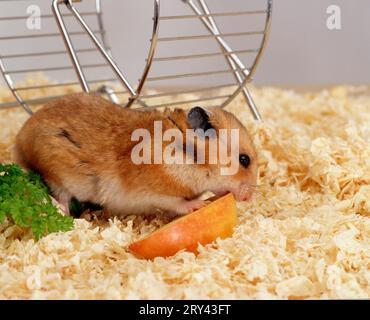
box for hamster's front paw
[175,199,207,216]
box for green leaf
[0,163,74,239]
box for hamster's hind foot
[50,188,72,216]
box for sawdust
[0,79,369,299]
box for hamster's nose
[236,184,254,202]
[241,192,253,201]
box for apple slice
[129,193,237,259]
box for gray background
[259,0,370,86]
[0,0,369,88]
[103,0,370,86]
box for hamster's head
[186,106,258,202]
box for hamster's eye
[239,154,251,168]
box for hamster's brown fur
[14,93,257,216]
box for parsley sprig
[0,163,74,239]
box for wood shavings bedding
[0,79,369,299]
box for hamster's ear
[187,106,214,131]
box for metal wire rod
[0,30,103,41]
[152,49,259,62]
[157,31,263,42]
[0,101,24,109]
[148,94,231,108]
[0,85,118,109]
[0,94,67,109]
[147,68,249,81]
[5,63,108,75]
[14,78,117,91]
[159,10,267,20]
[0,12,97,21]
[140,83,237,99]
[0,47,104,59]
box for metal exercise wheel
[0,0,272,121]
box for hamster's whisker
[247,185,268,191]
[250,193,265,201]
[248,183,268,188]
